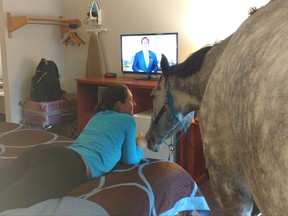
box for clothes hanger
[63,32,79,46]
[63,32,77,46]
[63,31,85,46]
[73,32,85,45]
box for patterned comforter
[0,122,209,215]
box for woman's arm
[136,133,148,149]
[121,120,146,164]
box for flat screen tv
[120,32,178,80]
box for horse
[145,0,288,215]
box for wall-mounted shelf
[7,12,81,38]
[85,27,108,34]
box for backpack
[30,58,65,102]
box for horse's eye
[150,89,156,98]
[151,85,161,97]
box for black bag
[30,58,65,102]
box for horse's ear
[160,54,169,77]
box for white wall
[0,0,269,123]
[189,0,270,48]
[0,44,2,80]
[62,0,269,94]
[0,0,65,122]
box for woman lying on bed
[0,84,148,212]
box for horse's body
[146,0,288,215]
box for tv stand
[134,73,159,81]
[134,77,158,81]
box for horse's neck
[196,35,232,98]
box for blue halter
[154,80,189,160]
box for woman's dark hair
[94,84,129,114]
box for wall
[0,44,2,80]
[0,0,65,122]
[0,0,269,123]
[62,0,269,94]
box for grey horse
[146,0,288,215]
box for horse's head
[146,49,211,152]
[146,81,195,152]
[146,37,232,152]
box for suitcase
[20,94,77,128]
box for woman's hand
[136,133,148,149]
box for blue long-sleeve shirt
[67,110,143,178]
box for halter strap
[154,79,189,161]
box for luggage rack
[19,94,78,138]
[20,117,78,139]
[44,120,78,139]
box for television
[120,32,178,80]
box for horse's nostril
[148,142,160,152]
[148,141,157,152]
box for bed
[0,122,210,216]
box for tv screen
[120,32,178,76]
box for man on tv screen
[132,37,158,73]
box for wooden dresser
[176,118,208,184]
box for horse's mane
[248,6,258,16]
[168,45,213,78]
